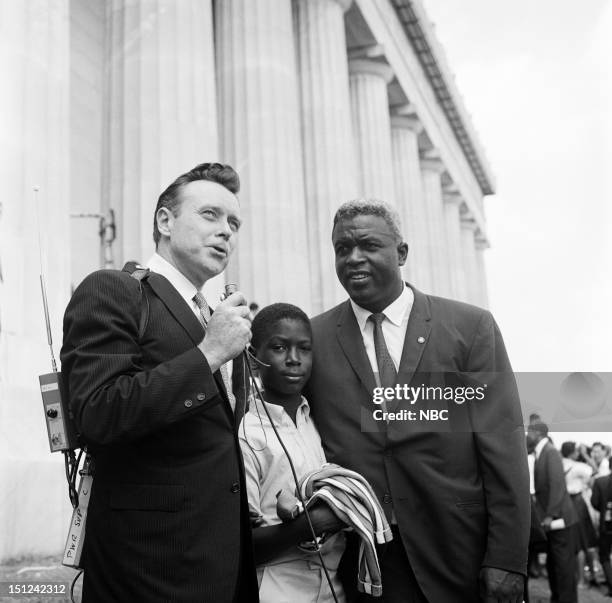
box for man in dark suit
[61,163,258,602]
[306,200,529,603]
[527,422,577,602]
[591,460,612,595]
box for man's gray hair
[333,199,403,242]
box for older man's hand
[479,567,524,603]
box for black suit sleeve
[542,448,569,518]
[592,480,602,510]
[61,270,221,446]
[466,311,530,575]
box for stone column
[349,60,395,203]
[390,116,432,292]
[296,0,355,312]
[70,0,106,287]
[420,156,450,296]
[442,189,464,300]
[474,235,489,308]
[0,0,72,559]
[216,0,312,312]
[104,0,219,267]
[460,217,478,304]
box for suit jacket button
[384,448,393,457]
[196,393,206,401]
[383,493,392,504]
[184,399,193,408]
[230,483,240,494]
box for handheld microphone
[223,283,270,367]
[224,283,238,298]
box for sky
[421,0,612,373]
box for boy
[239,303,346,603]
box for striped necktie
[368,313,397,389]
[193,292,236,412]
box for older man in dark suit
[307,200,529,603]
[61,163,258,602]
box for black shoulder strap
[122,262,150,339]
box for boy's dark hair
[152,162,240,246]
[251,303,311,350]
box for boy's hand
[249,510,264,528]
[309,504,346,534]
[276,489,303,521]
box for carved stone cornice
[348,59,394,83]
[390,115,423,134]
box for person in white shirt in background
[592,442,611,479]
[561,442,598,588]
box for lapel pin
[417,336,426,344]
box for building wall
[0,0,493,560]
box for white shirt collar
[534,437,548,460]
[146,252,203,307]
[250,395,311,426]
[350,284,414,332]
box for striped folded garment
[299,463,393,597]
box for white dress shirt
[350,284,414,373]
[595,459,611,478]
[528,453,535,495]
[534,437,548,461]
[562,458,593,495]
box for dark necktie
[369,313,397,389]
[193,292,236,412]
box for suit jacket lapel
[533,444,548,493]
[232,354,247,427]
[335,301,387,441]
[336,301,377,399]
[389,284,432,412]
[335,286,432,410]
[147,272,234,420]
[147,272,204,345]
[535,444,547,470]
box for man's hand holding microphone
[198,290,251,373]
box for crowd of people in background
[527,414,612,603]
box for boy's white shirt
[238,394,346,602]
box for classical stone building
[0,0,494,558]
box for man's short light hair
[333,199,403,242]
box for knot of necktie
[368,312,386,327]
